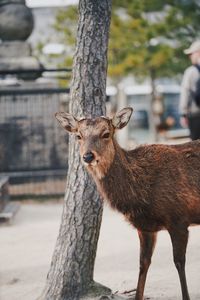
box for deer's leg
[135,230,157,300]
[169,227,190,300]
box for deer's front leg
[135,230,157,300]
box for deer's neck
[91,141,142,214]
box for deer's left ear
[55,112,78,133]
[112,107,133,129]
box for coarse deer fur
[56,107,200,300]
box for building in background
[27,0,78,67]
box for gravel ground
[0,201,200,300]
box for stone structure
[0,0,41,78]
[0,0,34,41]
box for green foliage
[54,1,200,82]
[54,5,77,46]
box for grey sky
[26,0,78,8]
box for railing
[0,68,71,198]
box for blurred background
[1,0,199,202]
[1,1,200,300]
[0,0,200,204]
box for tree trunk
[40,1,112,300]
[149,68,158,142]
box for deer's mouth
[83,159,99,167]
[90,159,99,167]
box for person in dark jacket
[179,40,200,140]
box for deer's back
[130,140,200,182]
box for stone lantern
[0,0,34,41]
[0,0,42,80]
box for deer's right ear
[55,112,78,133]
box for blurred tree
[53,0,200,145]
[107,0,200,138]
[109,0,200,82]
[54,0,200,83]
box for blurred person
[179,40,200,140]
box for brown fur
[56,108,200,300]
[94,140,200,231]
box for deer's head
[55,107,133,178]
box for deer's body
[92,140,200,232]
[56,107,200,300]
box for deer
[55,107,200,300]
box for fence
[0,69,71,198]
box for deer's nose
[83,152,95,163]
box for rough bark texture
[41,1,112,300]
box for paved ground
[0,201,200,300]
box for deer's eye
[76,134,82,140]
[102,132,110,139]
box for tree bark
[41,1,112,300]
[149,68,158,142]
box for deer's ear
[112,107,133,129]
[55,112,78,133]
